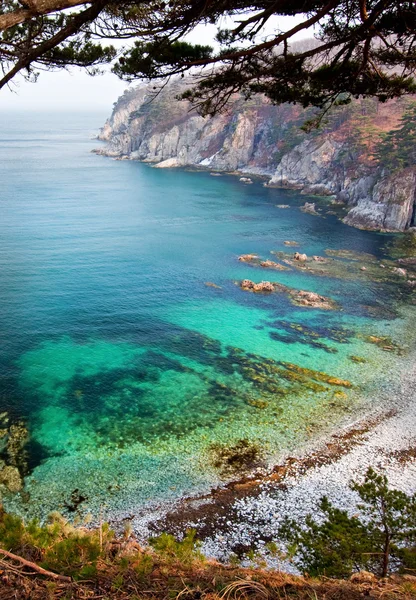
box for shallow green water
[0,111,415,521]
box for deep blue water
[0,111,414,520]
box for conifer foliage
[279,468,416,578]
[375,102,416,171]
[1,1,416,115]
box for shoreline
[91,147,416,235]
[4,143,416,546]
[105,353,416,562]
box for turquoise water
[0,111,415,521]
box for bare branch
[0,548,72,582]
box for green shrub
[0,506,114,580]
[133,552,154,580]
[279,467,416,578]
[0,511,26,551]
[41,533,102,579]
[149,529,203,565]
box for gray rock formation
[343,167,416,231]
[267,137,342,195]
[96,80,289,176]
[96,80,416,232]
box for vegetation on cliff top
[375,103,416,171]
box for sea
[0,110,415,522]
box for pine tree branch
[0,0,108,90]
[0,0,88,33]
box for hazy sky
[0,69,128,113]
[0,16,307,114]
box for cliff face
[97,80,306,175]
[97,81,416,232]
[343,168,416,231]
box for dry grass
[220,577,271,600]
[0,546,415,600]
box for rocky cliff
[97,80,416,232]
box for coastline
[3,127,415,553]
[106,347,416,563]
[1,111,416,585]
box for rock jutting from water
[238,254,290,270]
[239,279,338,309]
[300,202,318,215]
[241,279,275,293]
[294,252,308,262]
[293,290,337,310]
[259,260,289,270]
[238,254,259,262]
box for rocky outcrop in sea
[96,80,416,232]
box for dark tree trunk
[382,532,390,578]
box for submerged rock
[349,355,367,364]
[361,334,405,355]
[259,260,288,270]
[7,422,29,470]
[0,412,9,426]
[209,439,264,477]
[0,466,23,493]
[291,290,338,310]
[284,240,299,246]
[398,257,416,266]
[392,267,407,277]
[272,248,399,285]
[325,249,377,262]
[205,282,222,289]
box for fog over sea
[0,111,414,522]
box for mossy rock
[349,355,367,364]
[325,249,377,262]
[361,334,405,355]
[0,466,23,493]
[209,439,264,476]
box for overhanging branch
[0,0,108,89]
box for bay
[0,111,414,521]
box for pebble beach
[123,351,416,567]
